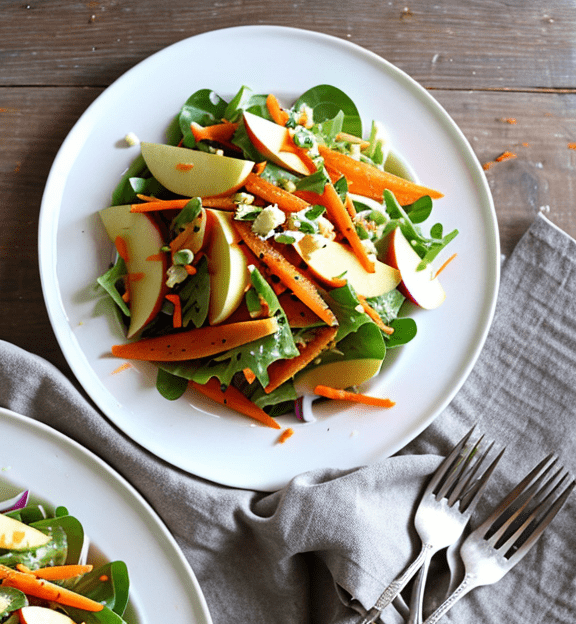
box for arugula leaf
[250,379,297,412]
[259,161,301,187]
[96,257,130,317]
[403,195,433,224]
[179,255,210,328]
[192,267,299,388]
[179,89,229,148]
[292,84,362,137]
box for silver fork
[358,427,504,624]
[422,453,575,624]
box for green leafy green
[71,561,130,617]
[385,317,418,348]
[32,512,85,565]
[179,255,210,328]
[0,587,27,617]
[156,368,188,400]
[171,197,202,233]
[224,85,270,122]
[96,257,130,318]
[179,89,229,148]
[365,289,405,325]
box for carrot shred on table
[165,294,182,328]
[313,385,396,408]
[495,150,517,162]
[111,362,132,374]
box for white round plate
[39,26,499,491]
[0,408,212,624]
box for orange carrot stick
[313,385,396,407]
[131,199,190,212]
[114,235,129,262]
[233,221,338,327]
[434,253,457,279]
[111,318,279,362]
[190,120,239,144]
[296,182,375,273]
[357,295,394,335]
[30,564,93,581]
[244,173,312,213]
[265,326,338,393]
[318,145,443,205]
[0,565,103,612]
[277,427,294,443]
[266,94,290,126]
[191,377,281,429]
[165,294,182,328]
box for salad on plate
[0,490,130,623]
[96,84,458,436]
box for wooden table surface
[2,0,576,386]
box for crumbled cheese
[124,132,140,146]
[317,215,336,240]
[355,304,365,313]
[297,234,329,255]
[166,265,189,288]
[361,238,378,256]
[251,204,286,238]
[234,192,255,205]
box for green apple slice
[0,514,51,551]
[294,358,383,394]
[295,238,400,297]
[99,204,168,337]
[206,209,250,325]
[140,142,254,197]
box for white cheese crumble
[124,132,140,146]
[252,204,286,238]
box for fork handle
[406,549,434,624]
[357,544,431,624]
[422,574,476,624]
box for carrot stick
[313,385,396,407]
[277,427,294,443]
[190,120,239,150]
[265,326,338,393]
[233,221,338,327]
[165,294,182,328]
[131,199,190,212]
[318,145,444,205]
[114,235,129,262]
[433,253,457,279]
[266,94,290,126]
[111,318,279,362]
[0,564,103,612]
[357,295,394,335]
[344,193,357,218]
[191,377,281,429]
[244,173,312,213]
[296,182,375,273]
[200,196,237,210]
[277,292,322,328]
[30,564,93,581]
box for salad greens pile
[0,492,130,623]
[98,84,457,421]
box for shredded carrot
[184,264,197,275]
[482,161,494,171]
[136,194,158,202]
[15,564,32,574]
[114,235,129,262]
[357,295,394,335]
[165,294,182,328]
[569,143,576,151]
[313,385,396,407]
[111,362,132,374]
[200,196,237,210]
[266,94,290,126]
[244,172,311,213]
[243,368,257,384]
[277,428,294,443]
[131,199,190,212]
[191,377,281,429]
[0,564,103,612]
[265,326,338,393]
[146,252,165,262]
[495,151,517,162]
[190,120,239,147]
[253,161,267,175]
[500,117,517,124]
[127,272,144,282]
[99,574,109,582]
[31,564,93,581]
[175,163,195,171]
[121,290,130,303]
[433,253,457,279]
[344,193,357,218]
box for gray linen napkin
[1,213,575,624]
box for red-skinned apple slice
[99,204,168,337]
[140,142,254,197]
[294,238,401,297]
[19,606,76,624]
[0,514,51,550]
[243,111,312,176]
[206,209,250,325]
[385,227,446,309]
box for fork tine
[505,478,575,565]
[426,426,476,495]
[474,453,557,539]
[437,434,484,500]
[456,445,506,513]
[447,438,493,503]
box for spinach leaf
[0,588,26,618]
[111,155,147,206]
[72,561,130,617]
[324,283,375,342]
[224,85,270,122]
[96,257,130,318]
[292,84,362,137]
[156,368,188,400]
[32,513,85,565]
[179,89,229,148]
[365,289,405,325]
[385,317,418,348]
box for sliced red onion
[294,395,316,422]
[0,490,29,513]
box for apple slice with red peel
[140,142,254,197]
[99,204,168,337]
[294,238,401,297]
[19,607,76,624]
[0,514,51,550]
[206,209,250,325]
[243,111,312,176]
[385,227,446,309]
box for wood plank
[1,1,575,89]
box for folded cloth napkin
[1,213,575,624]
